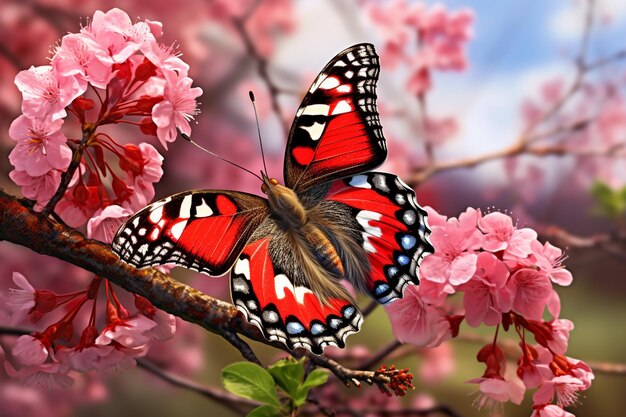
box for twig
[358,340,403,370]
[137,359,258,414]
[42,126,94,216]
[306,405,465,417]
[231,12,290,138]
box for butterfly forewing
[231,227,363,354]
[321,172,434,304]
[284,43,387,192]
[112,190,269,276]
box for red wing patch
[112,191,269,276]
[231,237,362,354]
[284,44,387,192]
[324,173,434,304]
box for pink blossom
[420,208,483,287]
[531,404,575,417]
[531,241,573,286]
[533,375,585,408]
[95,315,157,351]
[12,335,49,366]
[52,33,114,89]
[4,361,73,389]
[509,268,553,320]
[424,206,447,227]
[422,115,458,146]
[517,344,552,389]
[461,252,513,327]
[9,169,61,204]
[151,69,202,148]
[55,185,101,228]
[8,115,71,176]
[121,142,164,209]
[87,205,132,243]
[479,212,538,258]
[57,345,135,374]
[142,38,189,75]
[384,284,451,348]
[567,357,594,390]
[143,309,176,342]
[368,0,414,67]
[14,65,85,121]
[82,8,156,64]
[546,319,574,355]
[8,272,36,315]
[468,377,525,412]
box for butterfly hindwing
[112,190,269,275]
[284,43,387,192]
[322,172,434,304]
[231,224,363,354]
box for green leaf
[222,362,280,407]
[246,405,282,417]
[293,369,329,406]
[590,181,626,217]
[268,358,305,398]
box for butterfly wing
[284,43,387,192]
[112,190,269,276]
[317,172,434,304]
[230,222,363,354]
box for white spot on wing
[302,104,330,116]
[180,195,192,219]
[309,75,327,93]
[332,100,352,115]
[319,76,340,89]
[195,199,214,218]
[300,122,325,141]
[275,274,313,304]
[356,210,383,253]
[149,206,163,223]
[234,258,251,280]
[337,85,351,93]
[169,220,187,240]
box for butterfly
[112,44,433,354]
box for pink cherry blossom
[122,142,164,209]
[55,188,100,228]
[4,361,73,389]
[468,376,525,412]
[141,38,189,75]
[9,169,61,204]
[509,268,553,320]
[57,345,135,374]
[420,208,483,287]
[461,252,513,327]
[82,8,156,64]
[385,284,451,348]
[424,205,448,227]
[151,69,202,148]
[7,272,36,315]
[567,357,594,390]
[531,241,573,286]
[8,115,71,176]
[517,344,552,389]
[87,205,132,243]
[546,319,574,355]
[533,375,585,408]
[95,315,157,351]
[142,309,176,342]
[52,33,114,89]
[531,404,576,417]
[479,212,538,258]
[14,65,85,121]
[12,335,49,366]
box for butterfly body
[113,44,434,354]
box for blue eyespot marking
[397,255,410,265]
[401,235,417,250]
[286,321,305,335]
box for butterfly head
[261,172,307,227]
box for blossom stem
[42,125,95,216]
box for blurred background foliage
[0,0,625,416]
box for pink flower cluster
[6,272,175,388]
[385,208,592,416]
[9,8,201,227]
[369,0,473,95]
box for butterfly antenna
[180,133,263,181]
[249,91,269,177]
